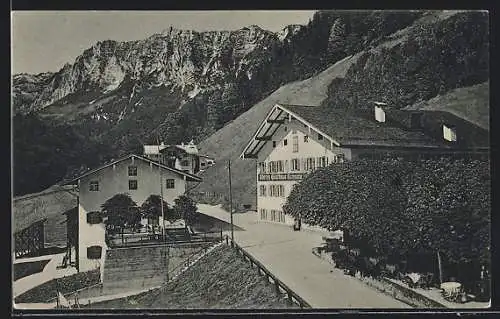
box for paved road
[197,204,410,309]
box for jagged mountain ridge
[13,25,288,114]
[13,11,432,196]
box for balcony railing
[258,173,308,181]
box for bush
[283,157,490,283]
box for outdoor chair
[420,273,434,289]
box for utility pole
[157,136,168,282]
[228,159,234,244]
[157,136,165,240]
[437,250,443,285]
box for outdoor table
[441,282,462,297]
[441,282,461,291]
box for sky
[11,11,316,75]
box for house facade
[64,154,202,274]
[240,103,489,226]
[143,140,214,175]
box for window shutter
[87,246,102,259]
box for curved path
[197,204,410,309]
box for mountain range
[12,10,489,200]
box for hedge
[283,157,490,271]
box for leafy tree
[284,156,490,285]
[327,17,347,62]
[101,193,141,240]
[173,195,199,227]
[141,194,177,229]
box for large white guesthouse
[240,103,489,226]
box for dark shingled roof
[279,104,489,150]
[13,185,78,246]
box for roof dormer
[443,123,457,142]
[373,101,388,123]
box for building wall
[175,154,198,175]
[77,157,187,274]
[256,120,350,225]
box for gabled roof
[13,185,78,234]
[240,103,489,158]
[63,154,202,184]
[143,144,166,155]
[160,143,199,155]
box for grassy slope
[195,10,489,208]
[405,81,489,130]
[88,244,296,309]
[195,54,361,207]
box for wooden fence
[14,219,46,258]
[225,235,311,309]
[107,229,224,248]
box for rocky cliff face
[13,10,430,196]
[13,25,283,115]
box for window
[283,139,288,146]
[259,185,267,196]
[269,184,285,197]
[128,166,137,176]
[269,161,284,173]
[129,180,138,190]
[87,211,102,224]
[273,141,277,148]
[87,246,102,259]
[318,133,323,140]
[260,209,268,220]
[89,181,99,192]
[291,158,300,171]
[317,156,327,168]
[284,126,288,132]
[304,157,316,171]
[277,160,283,172]
[279,211,286,223]
[304,135,309,143]
[271,210,277,222]
[166,179,175,189]
[258,162,267,173]
[284,160,289,172]
[292,129,297,134]
[180,159,190,166]
[292,136,299,153]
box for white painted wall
[256,120,352,225]
[77,156,187,274]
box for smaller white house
[63,154,202,275]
